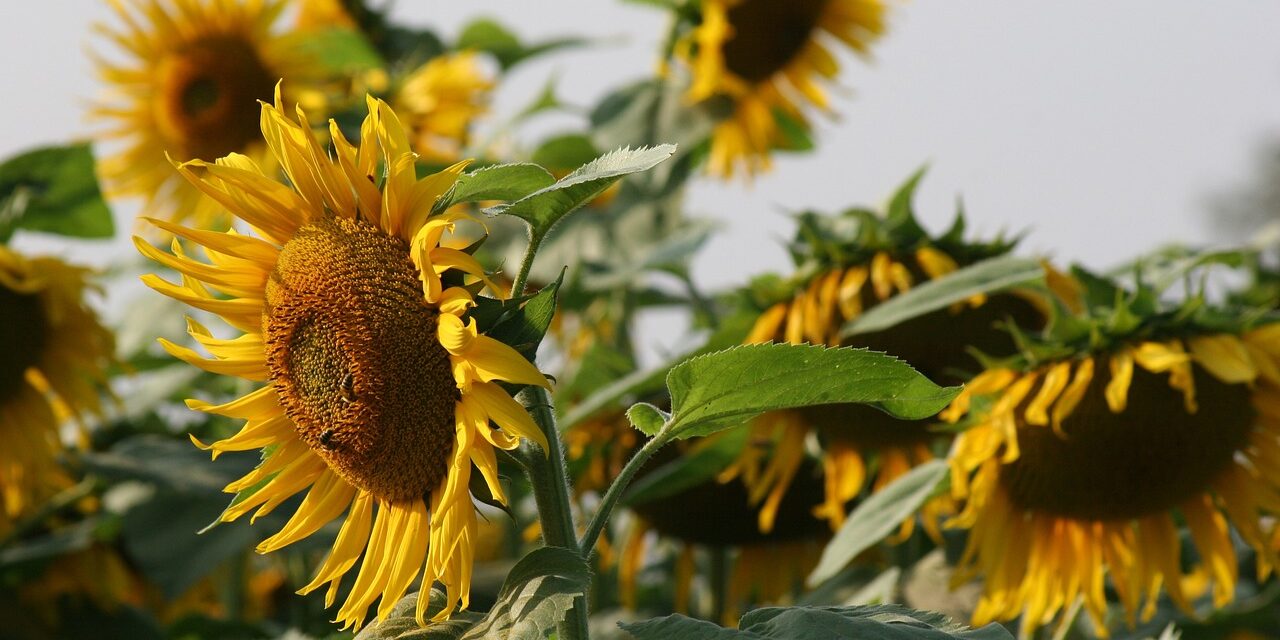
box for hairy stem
[510,230,544,297]
[516,385,588,640]
[578,430,671,556]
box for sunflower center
[263,215,459,504]
[722,0,828,83]
[1001,359,1254,521]
[0,284,45,402]
[157,35,276,161]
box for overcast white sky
[3,1,1280,358]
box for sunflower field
[4,1,1280,639]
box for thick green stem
[578,431,671,556]
[510,230,544,297]
[516,385,588,640]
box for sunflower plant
[3,1,1278,639]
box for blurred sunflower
[136,92,549,629]
[92,0,324,228]
[567,412,827,623]
[722,182,1061,538]
[0,247,114,526]
[393,53,494,163]
[619,451,828,624]
[295,0,356,30]
[681,0,886,177]
[942,326,1280,636]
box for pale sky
[3,1,1280,359]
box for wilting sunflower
[136,92,550,629]
[619,462,828,624]
[0,247,114,526]
[93,0,324,228]
[393,53,493,163]
[568,412,827,623]
[942,323,1280,636]
[681,0,886,177]
[721,189,1059,538]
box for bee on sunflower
[92,0,330,228]
[940,263,1280,637]
[135,90,551,630]
[724,174,1067,540]
[0,247,114,527]
[676,0,887,177]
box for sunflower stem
[578,430,671,558]
[515,385,589,640]
[510,230,545,297]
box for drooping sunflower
[93,0,325,228]
[566,411,828,624]
[0,247,114,526]
[722,181,1061,538]
[618,453,828,624]
[393,53,494,163]
[136,92,550,629]
[681,0,887,177]
[941,297,1280,636]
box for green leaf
[663,344,960,440]
[0,517,102,568]
[772,108,814,152]
[0,142,113,240]
[81,436,267,598]
[622,426,747,506]
[620,604,1013,639]
[459,546,590,639]
[355,589,484,639]
[448,163,556,206]
[806,460,950,587]
[579,221,714,293]
[884,168,929,241]
[485,145,676,236]
[621,615,747,639]
[482,270,564,362]
[275,27,383,74]
[530,134,601,171]
[625,402,669,437]
[80,435,249,494]
[841,255,1046,338]
[456,18,587,70]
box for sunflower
[295,0,356,30]
[0,247,114,527]
[93,0,325,228]
[942,328,1280,636]
[681,0,886,177]
[612,430,828,624]
[393,53,494,163]
[725,224,1054,537]
[135,92,550,629]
